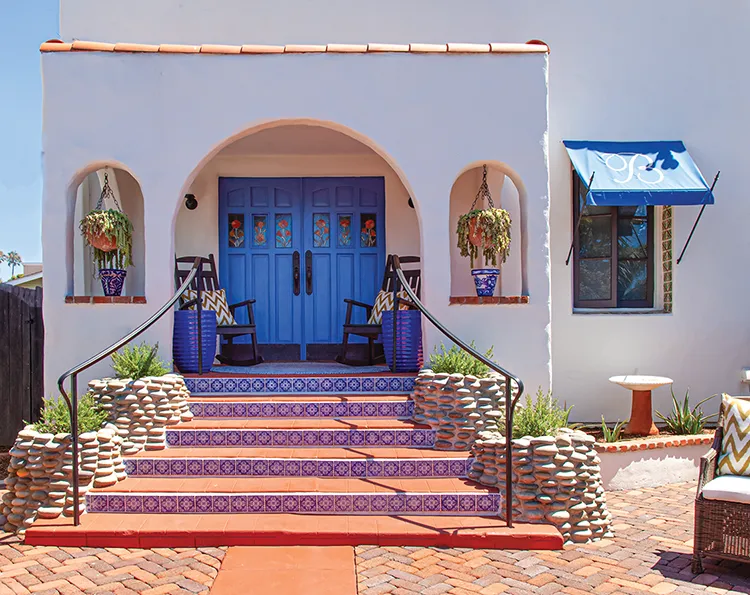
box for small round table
[608,375,673,436]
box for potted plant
[79,173,133,297]
[456,165,511,296]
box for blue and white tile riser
[165,428,435,448]
[125,457,472,478]
[87,492,501,516]
[189,400,414,419]
[184,375,415,395]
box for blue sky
[0,1,59,280]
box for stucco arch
[65,161,146,297]
[449,160,529,296]
[171,118,422,242]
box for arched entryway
[174,120,422,361]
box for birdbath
[609,375,673,436]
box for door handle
[293,251,301,296]
[305,250,313,295]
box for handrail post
[391,256,399,373]
[196,265,203,375]
[71,374,80,526]
[504,375,513,528]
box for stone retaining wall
[469,428,613,545]
[89,374,193,454]
[0,425,126,534]
[412,370,511,450]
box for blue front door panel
[219,177,385,360]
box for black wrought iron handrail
[57,257,203,525]
[390,254,524,528]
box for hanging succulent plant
[456,207,512,267]
[80,209,134,270]
[79,172,134,271]
[456,165,512,267]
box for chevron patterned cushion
[367,290,410,324]
[183,289,236,326]
[718,394,750,476]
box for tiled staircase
[25,374,563,549]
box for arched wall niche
[449,161,528,298]
[67,164,146,297]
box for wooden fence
[0,284,44,445]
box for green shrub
[655,388,717,435]
[30,393,108,435]
[428,342,494,377]
[512,387,573,438]
[111,342,169,379]
[600,416,626,443]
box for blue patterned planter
[99,268,127,297]
[471,268,499,297]
[382,310,423,373]
[173,310,217,374]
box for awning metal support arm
[676,170,720,265]
[566,172,595,266]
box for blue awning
[563,140,715,207]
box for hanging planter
[456,165,512,297]
[79,172,134,297]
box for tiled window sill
[449,296,529,305]
[573,308,667,315]
[65,296,147,304]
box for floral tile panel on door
[361,214,377,247]
[338,215,352,247]
[228,214,245,248]
[253,215,267,247]
[275,214,292,248]
[313,213,330,248]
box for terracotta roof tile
[241,44,285,54]
[40,39,549,55]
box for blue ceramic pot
[99,268,127,297]
[173,310,217,374]
[471,268,499,297]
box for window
[573,174,654,308]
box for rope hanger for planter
[95,172,123,212]
[470,165,495,210]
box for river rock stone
[471,428,613,545]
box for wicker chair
[693,396,750,573]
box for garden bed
[594,432,714,490]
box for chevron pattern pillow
[367,289,410,324]
[718,394,750,476]
[183,289,236,326]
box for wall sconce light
[184,194,198,210]
[408,197,415,209]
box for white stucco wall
[51,0,750,422]
[41,50,550,396]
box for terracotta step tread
[129,447,469,459]
[25,513,563,549]
[92,477,495,493]
[189,395,410,402]
[174,419,427,429]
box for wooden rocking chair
[175,254,263,366]
[336,255,421,366]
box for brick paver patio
[355,482,750,595]
[2,481,750,594]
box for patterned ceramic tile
[89,490,497,515]
[184,375,415,395]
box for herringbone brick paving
[3,482,750,594]
[355,482,750,594]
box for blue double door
[219,177,386,360]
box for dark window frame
[572,172,655,309]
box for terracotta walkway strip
[209,546,356,595]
